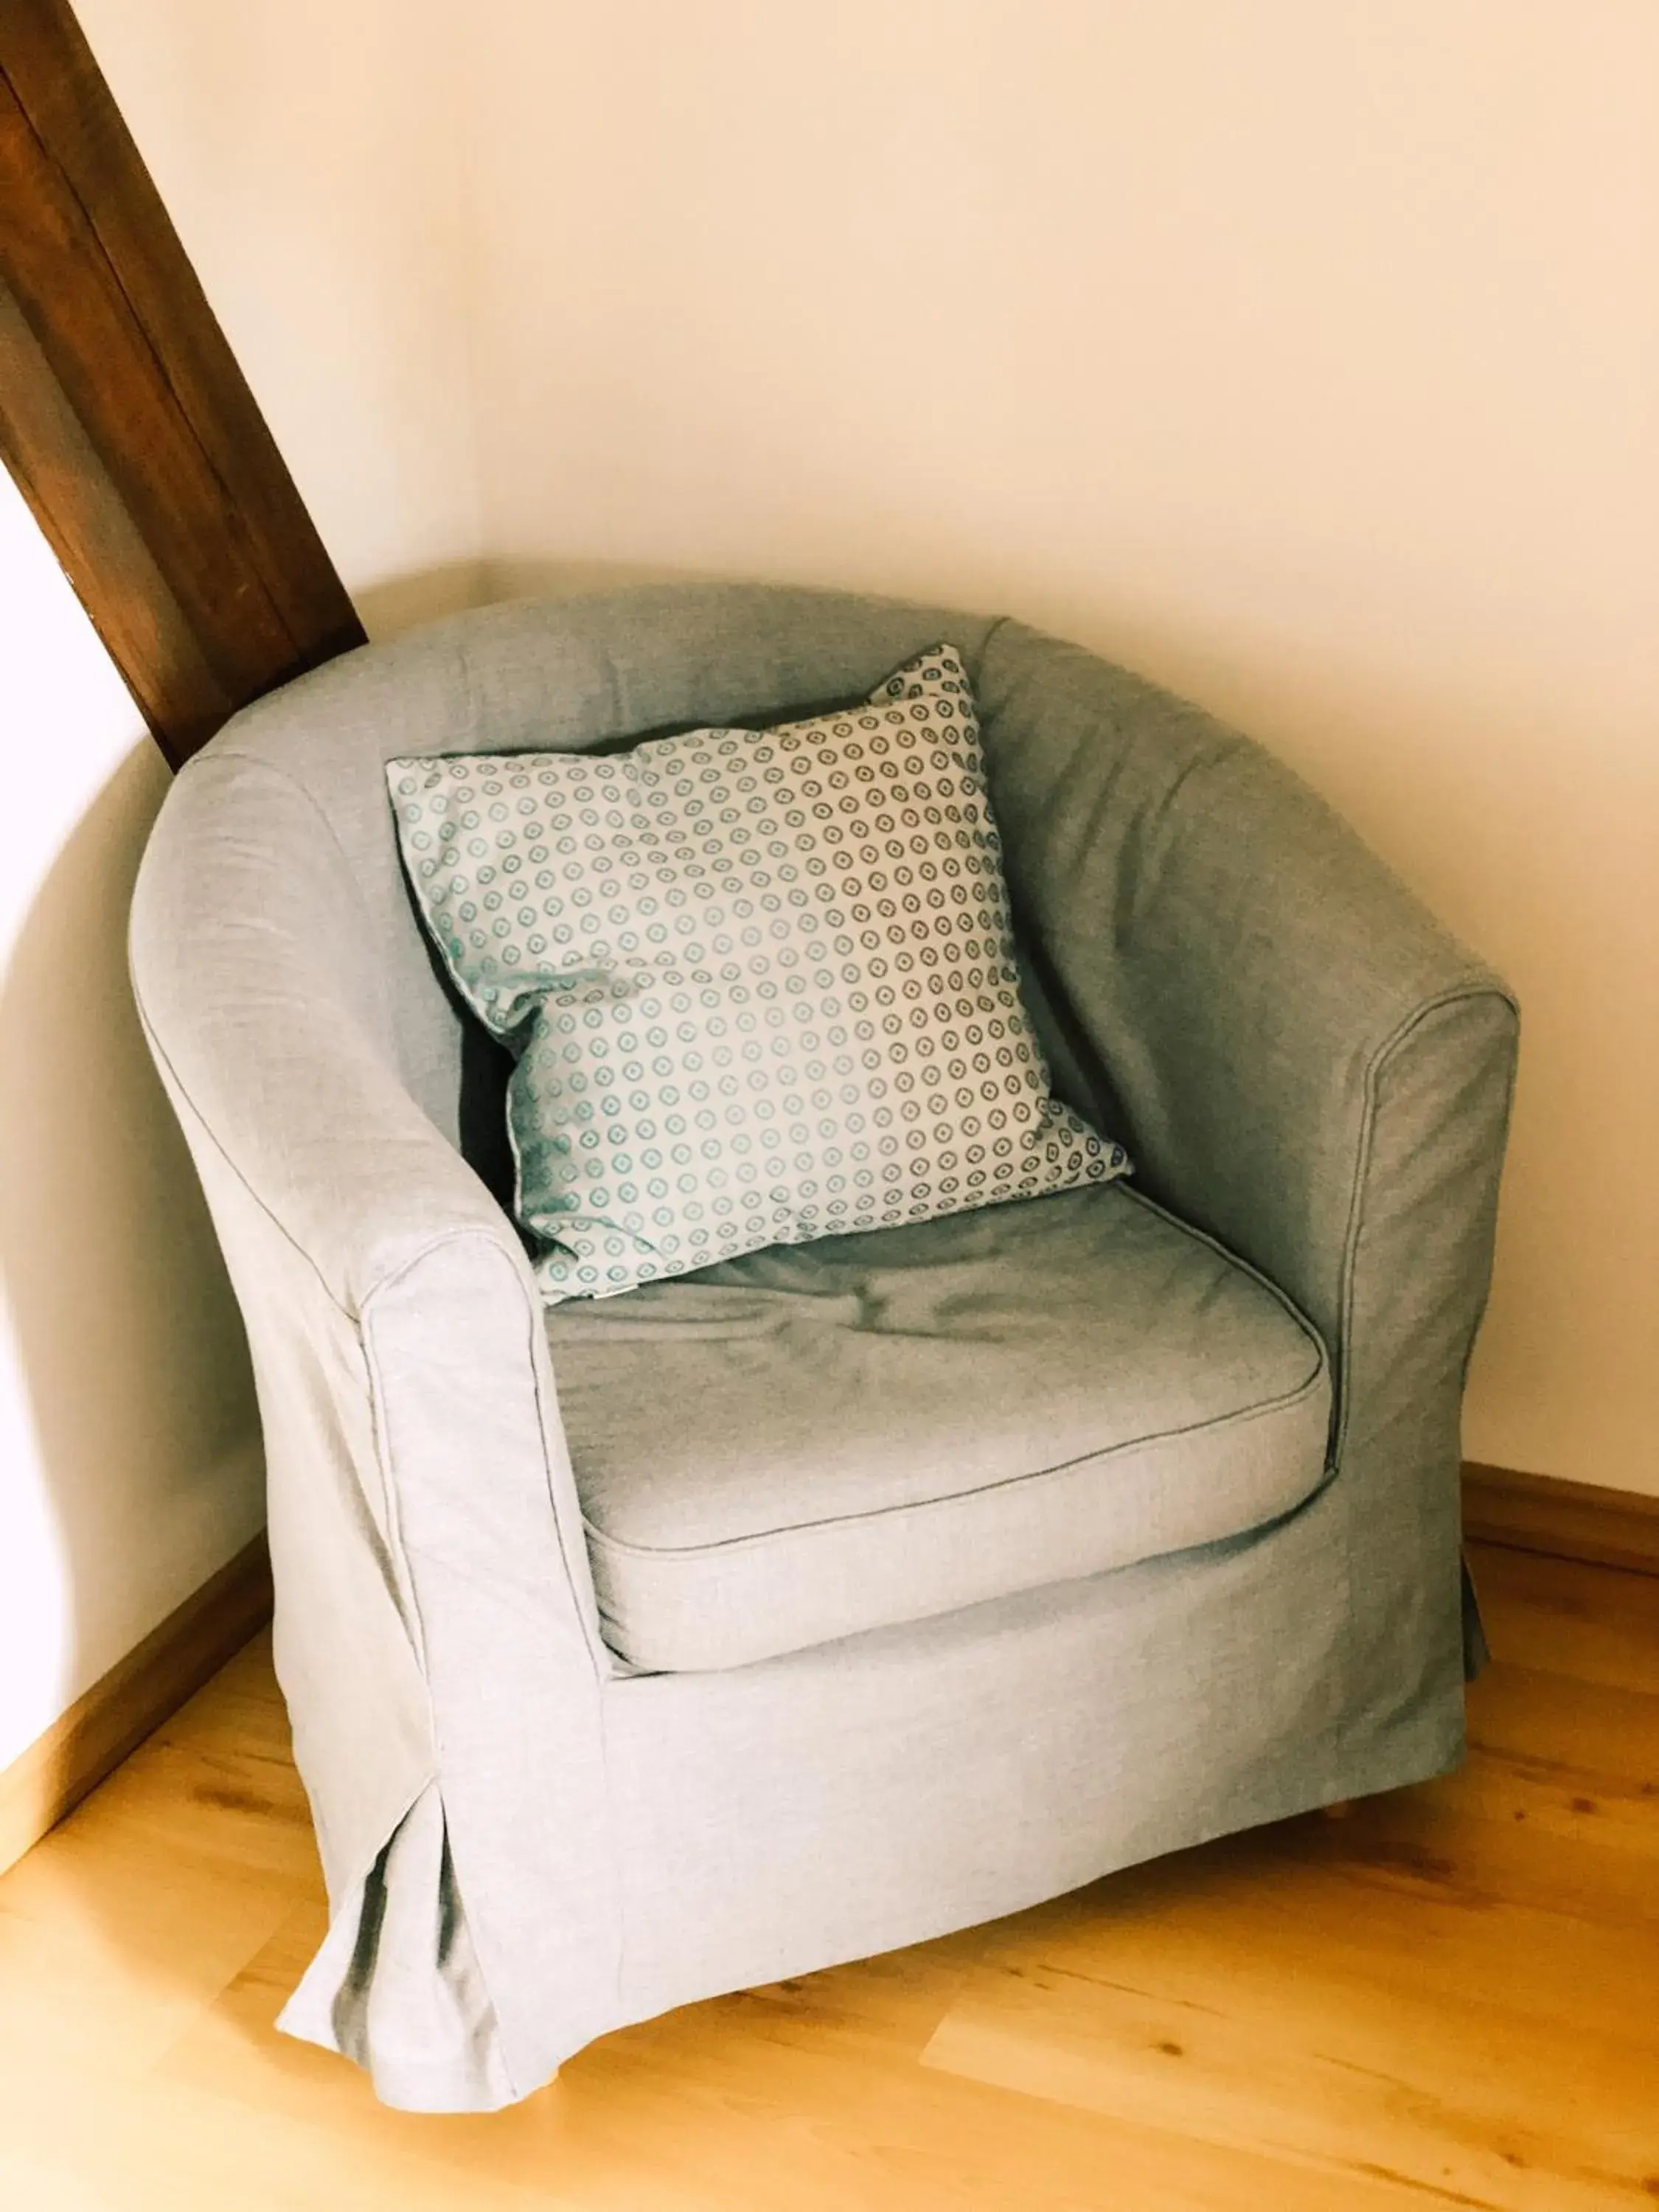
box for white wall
[470,0,1659,1494]
[0,475,262,1770]
[0,0,486,1772]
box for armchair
[130,584,1516,2112]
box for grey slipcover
[551,1182,1331,1672]
[129,583,1517,2112]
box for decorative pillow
[388,644,1130,1301]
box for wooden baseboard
[1463,1462,1659,1579]
[0,1534,271,1878]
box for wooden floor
[1,1543,1655,2210]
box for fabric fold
[279,1784,519,2113]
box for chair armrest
[131,750,613,1997]
[131,752,520,1316]
[978,625,1519,1444]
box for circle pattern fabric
[389,643,1130,1301]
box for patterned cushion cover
[387,644,1130,1300]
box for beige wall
[77,0,485,635]
[472,0,1659,1493]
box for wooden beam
[0,0,364,766]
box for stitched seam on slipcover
[358,1287,442,1686]
[977,613,1016,678]
[142,996,450,1890]
[1116,1181,1329,1377]
[132,998,355,1318]
[577,1187,1330,1559]
[505,1240,611,1683]
[594,1406,1332,1669]
[150,992,509,1327]
[359,1222,525,1314]
[487,1237,633,2017]
[1454,1007,1522,1393]
[360,1255,521,2103]
[1329,981,1517,1787]
[580,1352,1328,1562]
[360,1233,611,1681]
[363,1234,627,2040]
[1331,981,1520,1470]
[139,753,460,1319]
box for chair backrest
[185,583,1001,1166]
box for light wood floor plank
[1472,1542,1659,1697]
[923,1831,1659,2208]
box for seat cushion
[545,1182,1331,1672]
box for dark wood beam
[0,0,364,767]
